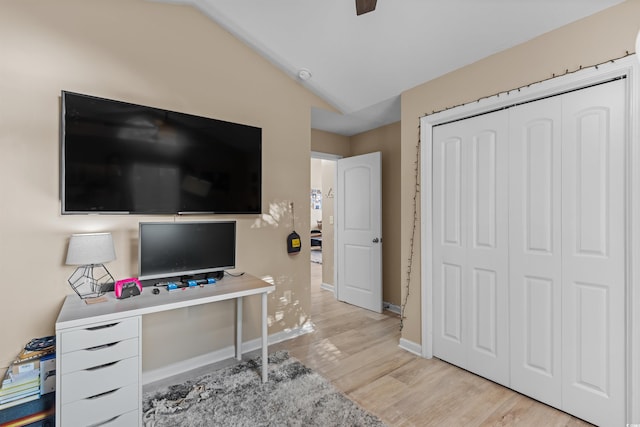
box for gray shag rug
[142,350,387,427]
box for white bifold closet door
[560,80,625,425]
[433,79,626,427]
[508,95,563,406]
[432,110,510,386]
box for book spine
[2,371,39,389]
[0,380,40,396]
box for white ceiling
[155,0,624,136]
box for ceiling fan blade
[355,0,377,16]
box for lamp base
[68,264,115,299]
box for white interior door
[560,79,626,427]
[432,110,510,386]
[336,152,382,313]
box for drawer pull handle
[86,341,119,351]
[87,387,119,400]
[87,414,121,427]
[86,322,119,331]
[87,360,119,371]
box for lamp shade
[66,233,116,265]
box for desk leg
[236,296,243,361]
[262,292,268,383]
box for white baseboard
[142,322,315,385]
[398,338,422,356]
[383,301,401,315]
[320,282,334,292]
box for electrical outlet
[329,215,334,225]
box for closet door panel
[524,122,555,254]
[432,111,509,387]
[561,79,626,427]
[471,267,498,355]
[470,131,500,358]
[471,131,497,249]
[442,138,463,247]
[509,97,563,407]
[522,276,554,369]
[442,263,463,343]
[433,132,468,368]
[465,117,509,386]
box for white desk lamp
[66,232,116,299]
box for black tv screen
[61,91,261,214]
[138,221,236,282]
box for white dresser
[58,317,141,426]
[55,273,274,426]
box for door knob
[373,238,380,243]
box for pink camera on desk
[115,277,142,299]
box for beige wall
[0,0,334,372]
[351,122,402,306]
[399,0,640,344]
[311,129,351,157]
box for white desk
[55,273,274,427]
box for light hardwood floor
[271,262,593,427]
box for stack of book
[0,336,56,411]
[0,369,40,408]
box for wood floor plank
[349,375,409,410]
[331,344,415,393]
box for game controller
[115,277,142,299]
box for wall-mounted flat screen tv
[61,91,261,214]
[138,221,236,283]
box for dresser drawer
[61,337,138,375]
[61,317,139,354]
[61,382,138,427]
[62,356,138,404]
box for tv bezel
[137,220,236,283]
[60,90,262,215]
